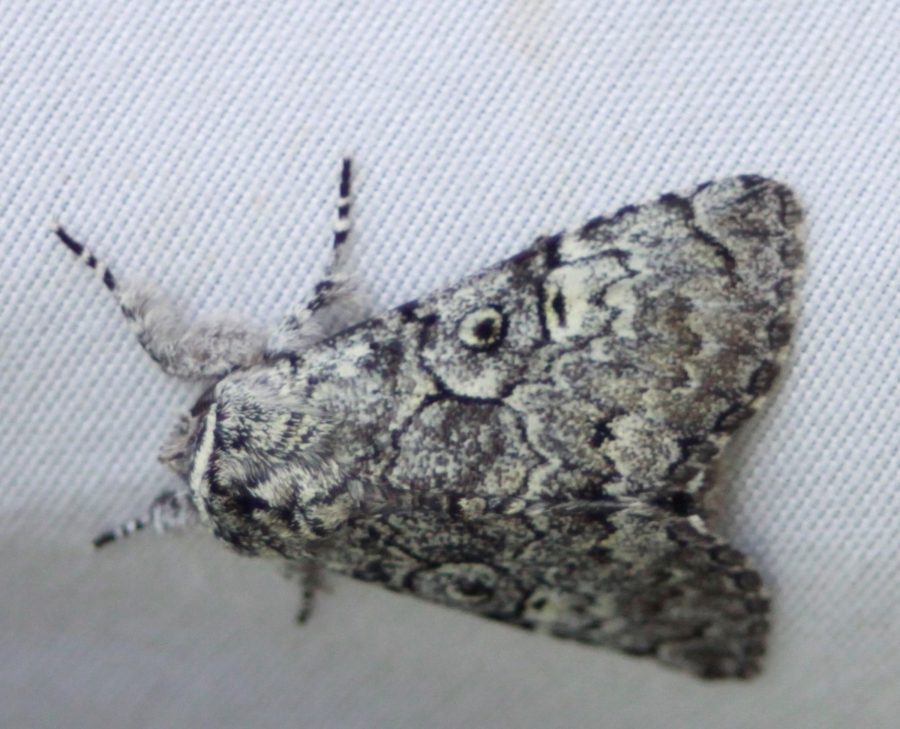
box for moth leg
[266,157,362,355]
[93,489,197,548]
[281,559,325,624]
[54,227,266,381]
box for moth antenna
[54,226,118,293]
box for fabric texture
[1,2,897,727]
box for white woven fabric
[1,1,897,726]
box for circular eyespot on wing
[457,305,508,352]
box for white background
[1,2,897,727]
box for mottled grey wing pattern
[199,175,803,678]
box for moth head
[167,368,353,556]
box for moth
[56,160,803,678]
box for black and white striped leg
[266,158,359,356]
[54,227,266,380]
[281,559,324,624]
[93,489,197,549]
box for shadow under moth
[55,160,803,679]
